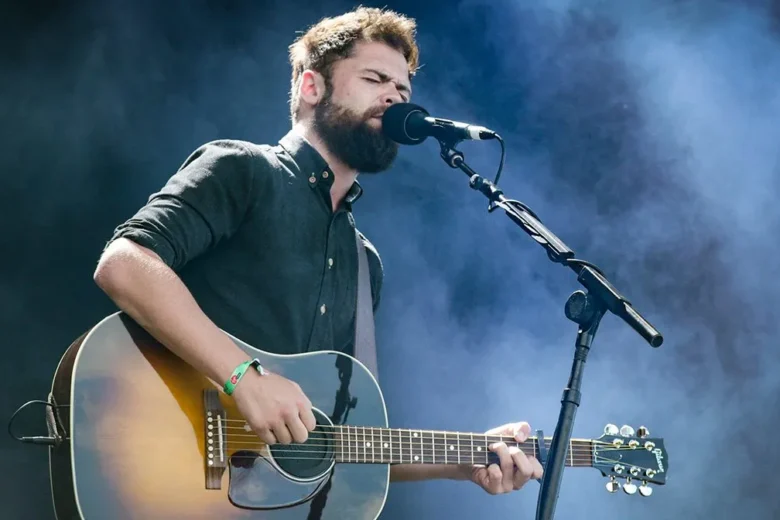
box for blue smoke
[362,0,780,518]
[3,0,779,518]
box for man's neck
[293,122,358,212]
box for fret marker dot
[366,442,371,448]
[384,443,389,448]
[413,433,418,438]
[414,455,419,461]
[450,446,455,450]
[477,447,482,451]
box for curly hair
[288,6,420,122]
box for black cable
[487,134,506,213]
[8,399,68,445]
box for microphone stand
[436,138,663,520]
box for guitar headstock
[593,424,668,497]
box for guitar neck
[328,426,594,467]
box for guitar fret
[569,440,573,467]
[430,431,435,464]
[414,430,421,463]
[444,433,449,464]
[337,427,343,463]
[385,428,390,464]
[395,429,400,464]
[405,429,410,463]
[399,429,404,464]
[470,434,474,465]
[455,432,460,464]
[419,430,424,463]
[401,429,406,464]
[533,436,537,464]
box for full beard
[313,91,399,173]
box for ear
[298,70,327,109]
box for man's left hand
[463,422,544,495]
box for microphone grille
[381,103,429,145]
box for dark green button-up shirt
[109,129,383,357]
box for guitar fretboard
[331,426,593,467]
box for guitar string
[214,430,647,453]
[216,428,641,451]
[219,429,598,443]
[207,453,659,477]
[207,451,598,464]
[211,440,638,458]
[207,456,598,467]
[214,432,606,451]
[220,419,624,439]
[203,452,654,473]
[217,421,642,447]
[216,424,619,446]
[217,442,598,457]
[213,442,647,467]
[216,439,601,455]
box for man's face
[312,41,413,173]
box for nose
[382,87,405,106]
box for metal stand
[437,138,663,520]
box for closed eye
[362,71,411,102]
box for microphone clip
[438,138,465,169]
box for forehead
[337,41,411,87]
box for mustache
[365,106,387,120]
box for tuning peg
[637,426,650,438]
[639,482,653,497]
[622,477,637,495]
[620,425,635,437]
[605,477,620,493]
[604,423,619,436]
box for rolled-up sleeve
[107,140,256,271]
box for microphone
[382,103,497,145]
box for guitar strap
[353,229,379,381]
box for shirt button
[328,258,334,268]
[320,304,327,315]
[308,176,316,184]
[322,171,329,179]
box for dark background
[3,0,780,518]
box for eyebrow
[362,68,412,98]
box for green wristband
[224,358,267,395]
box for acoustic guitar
[46,312,669,519]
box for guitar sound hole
[268,408,335,481]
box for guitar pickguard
[227,450,328,509]
[222,407,337,510]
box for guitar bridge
[203,389,227,489]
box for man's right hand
[231,370,317,446]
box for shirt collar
[278,129,364,207]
